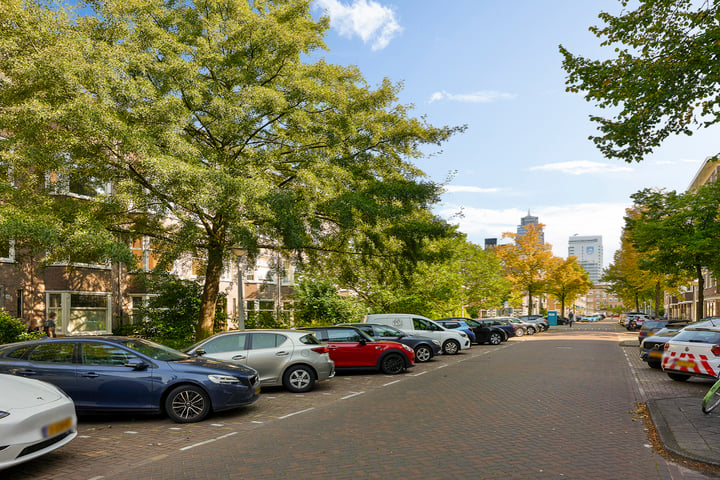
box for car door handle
[275,351,289,357]
[328,346,338,349]
[375,346,382,350]
[81,372,100,378]
[16,369,38,376]
[232,355,246,360]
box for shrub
[0,311,42,344]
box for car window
[202,334,247,353]
[82,342,136,366]
[354,325,375,336]
[327,328,363,342]
[464,319,480,327]
[373,325,403,337]
[298,334,321,345]
[122,338,189,361]
[673,330,720,344]
[2,344,35,359]
[443,322,461,329]
[26,342,75,363]
[251,333,287,349]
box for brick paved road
[4,322,713,479]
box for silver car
[186,330,335,393]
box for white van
[364,313,470,355]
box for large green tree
[0,0,462,338]
[625,183,720,320]
[560,0,720,162]
[546,256,592,318]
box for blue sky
[311,0,720,266]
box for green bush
[0,311,42,344]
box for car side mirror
[125,360,149,370]
[358,338,367,345]
[193,348,206,356]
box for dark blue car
[0,336,261,423]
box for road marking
[251,421,264,424]
[278,407,315,419]
[410,371,427,376]
[180,432,238,451]
[382,380,401,387]
[124,431,138,434]
[341,391,365,400]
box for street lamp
[231,247,246,330]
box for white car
[661,319,720,382]
[364,313,471,355]
[0,374,77,470]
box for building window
[131,237,173,273]
[46,170,111,199]
[47,291,112,335]
[0,240,14,263]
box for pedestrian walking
[44,312,57,337]
[568,312,574,328]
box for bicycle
[702,376,720,413]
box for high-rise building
[484,238,497,250]
[568,235,603,283]
[517,211,544,243]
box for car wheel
[647,361,661,369]
[283,365,316,393]
[414,345,433,363]
[380,353,406,374]
[165,385,211,423]
[667,372,691,382]
[442,339,460,355]
[527,327,536,335]
[514,328,524,337]
[488,332,503,345]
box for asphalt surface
[4,321,720,479]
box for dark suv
[435,318,507,345]
[339,323,441,363]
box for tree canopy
[546,256,592,317]
[560,0,720,162]
[0,0,463,338]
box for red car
[299,326,414,375]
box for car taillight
[664,343,670,351]
[311,346,329,354]
[711,345,720,357]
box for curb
[647,397,720,467]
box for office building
[568,235,603,283]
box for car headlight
[459,332,468,338]
[208,374,241,385]
[0,411,9,420]
[402,344,413,353]
[432,340,441,346]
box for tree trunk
[654,280,662,317]
[197,245,225,340]
[695,264,705,321]
[634,293,640,312]
[527,288,533,315]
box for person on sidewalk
[43,312,57,337]
[568,312,574,328]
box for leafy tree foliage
[0,310,43,344]
[0,0,462,338]
[292,278,365,326]
[546,256,592,317]
[560,0,720,162]
[496,223,555,315]
[625,183,720,320]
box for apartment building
[568,235,604,283]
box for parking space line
[382,380,401,387]
[278,407,315,419]
[180,431,238,451]
[341,391,365,400]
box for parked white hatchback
[0,374,77,470]
[662,318,720,382]
[364,313,471,354]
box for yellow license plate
[675,360,696,369]
[255,385,261,395]
[43,417,73,438]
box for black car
[339,323,442,363]
[471,318,518,339]
[639,328,682,369]
[638,319,690,344]
[435,318,508,345]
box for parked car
[625,313,652,330]
[364,314,471,355]
[184,329,335,393]
[298,326,414,374]
[339,323,441,363]
[640,328,684,369]
[435,318,505,345]
[638,319,690,344]
[433,319,477,344]
[582,314,603,322]
[518,315,549,331]
[0,336,261,423]
[661,318,720,381]
[0,374,77,470]
[470,317,517,339]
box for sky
[310,0,720,267]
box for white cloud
[315,0,402,51]
[436,202,630,268]
[429,90,516,104]
[529,160,633,176]
[443,185,502,194]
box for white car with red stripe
[662,319,720,382]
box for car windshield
[120,338,189,361]
[464,319,480,327]
[672,329,720,344]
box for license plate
[674,360,696,369]
[255,385,261,395]
[43,417,73,438]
